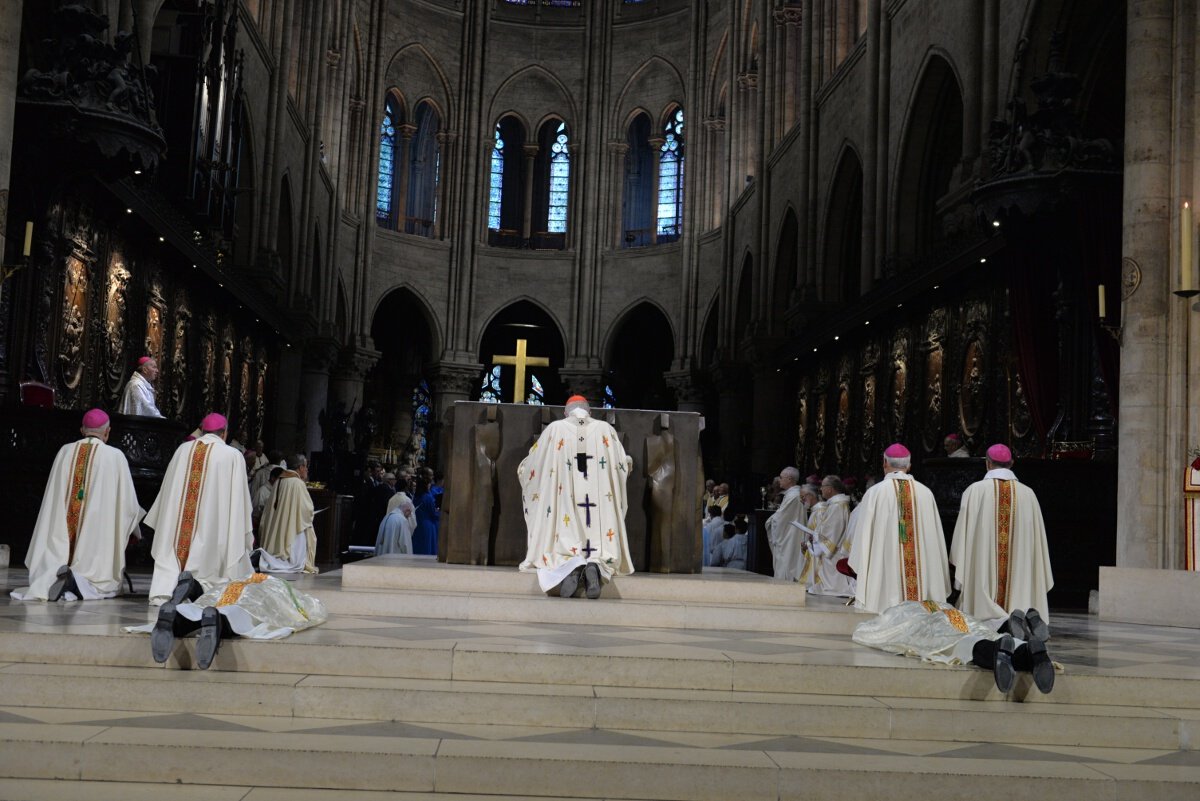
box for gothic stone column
[431,361,483,469]
[665,369,705,415]
[558,369,606,407]
[300,338,341,458]
[0,0,21,258]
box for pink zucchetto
[82,408,109,429]
[137,356,153,366]
[884,443,911,459]
[200,413,228,432]
[986,444,1013,463]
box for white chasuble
[12,438,144,601]
[145,434,254,605]
[257,473,318,574]
[848,472,950,614]
[518,414,635,591]
[809,494,856,597]
[1186,464,1200,571]
[764,485,807,581]
[118,371,163,417]
[853,600,1001,665]
[949,469,1054,623]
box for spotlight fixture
[980,258,987,264]
[992,220,1001,228]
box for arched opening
[772,208,799,330]
[824,148,864,302]
[622,112,656,247]
[477,301,565,404]
[310,226,322,305]
[233,102,256,268]
[893,56,964,261]
[487,115,527,247]
[733,254,753,343]
[404,100,441,237]
[605,303,675,411]
[277,176,295,289]
[376,91,406,229]
[530,117,570,249]
[367,288,438,468]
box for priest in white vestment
[254,454,318,574]
[118,356,164,418]
[12,409,144,601]
[950,443,1054,626]
[701,505,726,567]
[807,475,856,597]
[376,497,416,555]
[764,467,808,581]
[518,395,635,598]
[145,413,254,605]
[849,443,951,613]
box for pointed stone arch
[604,301,676,411]
[476,299,568,404]
[823,144,864,303]
[772,206,800,330]
[613,55,686,132]
[489,65,579,136]
[384,42,455,128]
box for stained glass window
[480,365,502,403]
[603,384,615,409]
[527,373,546,405]
[488,124,504,231]
[656,108,684,240]
[411,379,431,461]
[377,97,399,225]
[548,122,570,233]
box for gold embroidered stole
[921,600,968,633]
[215,573,269,607]
[894,479,920,601]
[64,442,97,564]
[993,479,1014,608]
[174,441,212,569]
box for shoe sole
[1026,609,1051,643]
[196,608,221,670]
[1028,638,1055,693]
[993,635,1016,694]
[151,603,176,664]
[584,565,602,599]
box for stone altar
[441,402,704,573]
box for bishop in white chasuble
[950,444,1053,624]
[518,396,635,593]
[808,482,856,597]
[145,414,254,605]
[12,410,144,601]
[255,459,318,574]
[849,443,951,614]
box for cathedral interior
[0,0,1196,606]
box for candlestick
[22,221,32,258]
[1098,284,1107,319]
[1179,202,1198,297]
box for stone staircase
[0,560,1198,800]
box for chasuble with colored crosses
[518,411,635,591]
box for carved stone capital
[326,49,341,67]
[397,123,419,140]
[607,139,630,155]
[301,337,341,374]
[773,5,803,26]
[703,116,726,132]
[348,96,366,113]
[737,71,759,90]
[436,130,458,145]
[558,370,606,407]
[522,143,540,158]
[334,346,381,382]
[432,361,484,398]
[664,369,705,406]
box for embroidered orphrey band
[215,573,269,608]
[941,608,970,633]
[64,442,96,564]
[174,442,211,568]
[994,480,1013,608]
[895,480,920,601]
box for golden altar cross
[492,338,550,404]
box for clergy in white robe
[807,475,856,597]
[518,395,635,597]
[950,444,1054,625]
[12,409,144,601]
[764,468,808,581]
[701,506,726,567]
[145,413,254,605]
[118,357,164,418]
[798,486,823,585]
[376,498,416,555]
[386,489,414,514]
[848,443,951,613]
[254,455,318,574]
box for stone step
[315,586,861,634]
[0,781,592,801]
[1,662,1194,751]
[1,721,1196,800]
[341,556,808,607]
[3,629,1199,710]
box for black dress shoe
[170,572,204,605]
[250,550,262,572]
[47,566,73,602]
[558,566,583,598]
[1002,609,1030,640]
[151,602,178,663]
[1026,638,1055,694]
[583,563,602,599]
[992,634,1016,694]
[196,607,223,670]
[1025,609,1050,643]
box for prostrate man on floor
[118,356,164,418]
[145,413,254,605]
[253,454,318,574]
[950,444,1054,628]
[518,395,635,599]
[11,409,144,602]
[848,443,950,613]
[852,601,1055,695]
[765,466,807,581]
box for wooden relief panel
[921,309,947,454]
[57,253,89,394]
[813,366,829,470]
[199,312,216,413]
[958,339,985,436]
[103,254,131,402]
[237,336,252,438]
[861,373,877,463]
[218,323,235,419]
[890,331,909,443]
[254,345,269,445]
[795,377,809,466]
[170,291,191,419]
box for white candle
[22,221,32,258]
[1098,284,1107,319]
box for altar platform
[1,561,1199,800]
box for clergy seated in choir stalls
[253,454,318,575]
[145,413,255,606]
[252,467,284,532]
[118,356,164,418]
[711,519,749,570]
[852,601,1055,696]
[848,444,951,614]
[950,444,1054,629]
[701,505,725,567]
[11,409,145,602]
[700,478,716,513]
[518,395,635,599]
[764,466,806,581]
[806,475,857,598]
[251,450,284,503]
[944,433,971,458]
[376,495,416,556]
[136,572,328,670]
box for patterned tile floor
[2,566,1200,772]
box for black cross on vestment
[575,452,594,478]
[581,539,597,558]
[577,494,598,527]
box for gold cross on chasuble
[492,338,550,404]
